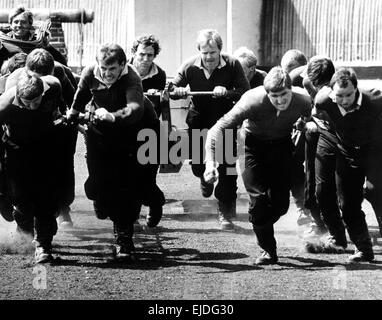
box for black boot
[348,233,374,263]
[113,224,135,262]
[252,224,278,265]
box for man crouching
[0,72,65,263]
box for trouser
[315,131,345,242]
[5,141,60,248]
[291,129,305,210]
[55,124,78,211]
[335,144,375,252]
[84,129,143,246]
[188,127,238,208]
[242,136,293,252]
[363,144,382,237]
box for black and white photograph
[0,0,382,309]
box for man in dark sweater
[67,43,159,262]
[314,67,382,262]
[171,29,250,230]
[0,72,65,263]
[129,34,167,228]
[204,67,311,264]
[233,46,267,89]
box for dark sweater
[172,53,250,129]
[315,90,382,148]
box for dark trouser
[363,144,382,237]
[141,120,165,208]
[55,125,78,211]
[291,130,305,209]
[242,136,293,252]
[335,144,374,252]
[315,131,345,242]
[6,141,60,248]
[84,129,142,246]
[188,127,238,206]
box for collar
[12,80,50,108]
[329,89,362,116]
[94,63,129,88]
[194,54,226,79]
[140,62,159,80]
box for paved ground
[1,133,382,305]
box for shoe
[200,178,214,198]
[219,215,234,230]
[303,222,327,239]
[58,207,73,229]
[146,206,163,228]
[348,248,374,263]
[305,235,346,254]
[35,246,53,264]
[113,244,135,262]
[254,250,278,265]
[296,208,312,226]
[134,220,144,232]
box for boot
[254,249,278,265]
[57,206,73,229]
[348,233,374,263]
[113,224,135,262]
[217,200,236,230]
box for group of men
[0,6,381,266]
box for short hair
[263,66,292,93]
[196,29,223,51]
[96,43,126,65]
[9,6,33,25]
[281,49,307,73]
[26,49,54,76]
[307,55,335,89]
[330,67,358,89]
[6,52,27,73]
[233,46,258,68]
[16,73,44,101]
[131,34,161,57]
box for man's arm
[70,67,93,113]
[0,87,15,122]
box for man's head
[16,73,44,110]
[330,67,358,111]
[196,29,223,72]
[26,49,55,76]
[233,46,258,80]
[96,43,127,85]
[264,66,293,112]
[9,6,33,40]
[5,52,27,74]
[307,56,335,89]
[131,35,161,76]
[281,49,307,73]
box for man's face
[239,59,255,80]
[98,60,125,85]
[268,88,293,112]
[199,41,221,71]
[11,13,32,40]
[20,95,42,110]
[134,44,155,75]
[332,81,357,110]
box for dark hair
[26,49,54,76]
[307,56,335,89]
[9,6,33,25]
[16,72,44,101]
[96,43,126,65]
[7,52,27,73]
[330,67,358,89]
[263,66,292,93]
[131,35,161,57]
[281,49,307,73]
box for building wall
[262,0,382,67]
